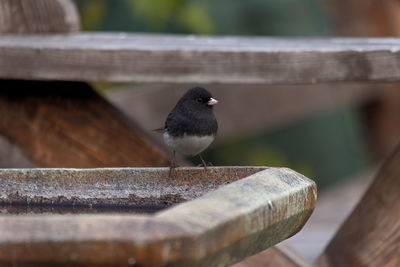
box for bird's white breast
[163,132,215,156]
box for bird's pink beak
[208,98,218,106]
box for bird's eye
[197,98,203,103]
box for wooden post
[317,144,400,266]
[324,0,400,160]
[0,80,169,167]
[0,0,80,33]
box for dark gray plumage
[159,87,218,172]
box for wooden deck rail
[1,34,400,84]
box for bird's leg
[198,154,207,171]
[169,150,177,177]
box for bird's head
[180,87,218,111]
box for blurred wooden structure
[0,0,399,266]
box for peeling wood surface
[0,167,316,266]
[318,144,400,267]
[0,80,169,167]
[0,0,80,33]
[1,34,400,84]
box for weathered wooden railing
[0,0,399,266]
[2,34,400,84]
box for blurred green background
[74,0,369,191]
[75,0,329,35]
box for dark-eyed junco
[157,87,218,173]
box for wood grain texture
[0,80,169,167]
[0,167,316,266]
[317,144,400,267]
[1,34,400,84]
[0,0,79,33]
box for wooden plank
[0,80,169,167]
[1,34,400,84]
[283,168,376,262]
[362,86,400,159]
[0,167,316,266]
[0,0,79,33]
[317,143,400,266]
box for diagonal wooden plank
[0,80,169,167]
[317,143,400,267]
[1,34,400,84]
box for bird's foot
[168,161,180,177]
[168,166,176,177]
[168,150,179,177]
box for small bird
[158,87,218,173]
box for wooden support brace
[0,80,169,167]
[317,143,400,266]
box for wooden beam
[362,86,400,159]
[0,80,169,167]
[317,143,400,266]
[0,0,80,33]
[1,34,400,84]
